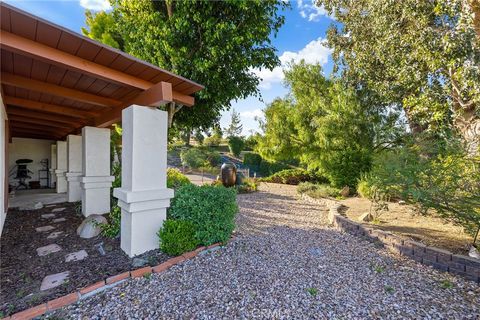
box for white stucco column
[66,135,82,202]
[49,144,57,189]
[81,127,113,216]
[114,105,173,257]
[55,141,67,193]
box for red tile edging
[3,242,224,320]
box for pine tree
[225,109,243,137]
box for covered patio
[0,2,203,257]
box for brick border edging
[2,243,224,320]
[301,193,480,284]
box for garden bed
[0,203,170,317]
[339,197,473,255]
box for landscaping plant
[169,184,238,245]
[228,136,245,158]
[261,169,327,185]
[167,168,191,190]
[297,182,340,199]
[157,220,198,256]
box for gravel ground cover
[49,183,479,319]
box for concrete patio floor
[8,189,67,210]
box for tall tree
[82,0,288,131]
[317,0,480,154]
[257,62,385,187]
[224,108,243,137]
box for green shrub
[180,148,207,169]
[297,182,339,198]
[167,168,191,189]
[169,184,238,245]
[356,177,373,198]
[158,220,198,256]
[258,160,289,176]
[201,148,222,167]
[100,205,121,238]
[236,178,259,193]
[243,152,263,167]
[260,169,327,185]
[228,136,245,157]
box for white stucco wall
[0,96,7,236]
[8,138,54,188]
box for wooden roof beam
[1,30,196,106]
[1,73,122,108]
[7,106,87,126]
[11,128,62,139]
[10,120,71,132]
[11,131,61,141]
[94,81,173,128]
[8,115,75,130]
[4,96,100,119]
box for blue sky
[5,0,335,135]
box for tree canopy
[257,61,381,187]
[317,0,480,154]
[82,0,288,131]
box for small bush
[101,205,121,238]
[167,168,191,190]
[204,135,222,147]
[228,136,245,157]
[258,159,289,176]
[243,152,263,167]
[236,178,259,194]
[180,148,207,169]
[260,169,327,185]
[169,184,238,245]
[201,148,222,167]
[297,182,339,198]
[158,219,198,256]
[356,177,373,198]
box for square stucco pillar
[66,135,82,202]
[81,127,113,216]
[114,105,174,257]
[49,144,57,188]
[55,141,67,193]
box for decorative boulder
[340,186,350,197]
[358,212,374,222]
[76,214,107,239]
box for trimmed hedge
[169,184,238,245]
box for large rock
[76,215,107,239]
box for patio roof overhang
[0,3,204,141]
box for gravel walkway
[49,183,479,319]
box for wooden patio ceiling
[0,2,203,141]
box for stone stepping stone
[45,204,57,208]
[41,213,56,219]
[52,207,66,212]
[40,271,69,291]
[37,244,62,256]
[65,250,88,262]
[47,231,64,239]
[53,218,66,223]
[36,225,55,232]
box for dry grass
[339,197,473,255]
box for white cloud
[79,0,111,11]
[298,0,329,22]
[240,109,264,120]
[252,37,332,89]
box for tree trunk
[454,108,480,155]
[470,0,480,38]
